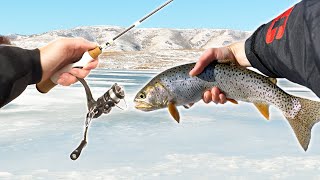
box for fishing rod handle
[36,46,102,93]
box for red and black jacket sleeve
[0,46,42,108]
[245,0,320,97]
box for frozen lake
[0,69,319,179]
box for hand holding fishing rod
[36,0,174,93]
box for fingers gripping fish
[134,62,320,151]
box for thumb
[189,48,220,76]
[73,38,98,52]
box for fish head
[134,81,170,111]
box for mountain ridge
[8,26,251,51]
[7,26,252,70]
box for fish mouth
[134,101,155,112]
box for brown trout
[134,62,320,151]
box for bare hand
[189,42,250,104]
[39,38,99,86]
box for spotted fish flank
[134,62,320,151]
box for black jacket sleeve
[0,46,42,108]
[245,0,320,97]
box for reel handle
[70,140,87,160]
[36,46,102,93]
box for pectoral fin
[253,103,270,120]
[168,102,180,123]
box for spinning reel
[70,78,126,160]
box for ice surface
[0,69,319,179]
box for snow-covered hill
[9,26,251,51]
[8,26,251,70]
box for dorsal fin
[168,102,180,123]
[253,102,270,120]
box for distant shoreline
[98,49,203,70]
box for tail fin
[285,97,320,151]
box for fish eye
[139,92,146,99]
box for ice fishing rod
[36,0,174,93]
